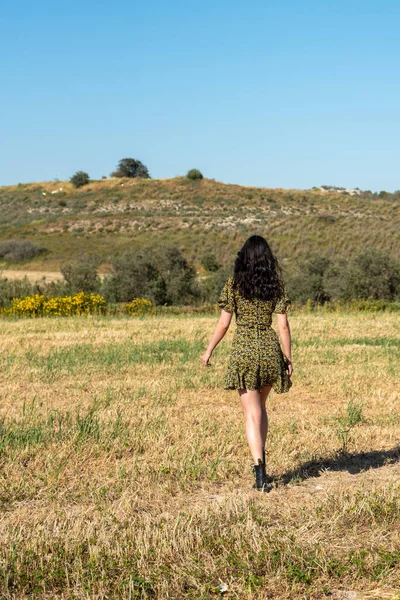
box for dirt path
[0,269,63,282]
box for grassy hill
[0,177,399,274]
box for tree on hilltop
[187,168,203,180]
[111,158,150,179]
[70,171,90,188]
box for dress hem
[223,386,292,393]
[223,376,292,394]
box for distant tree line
[1,245,399,309]
[285,249,400,303]
[316,184,400,201]
[0,246,201,308]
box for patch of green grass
[342,489,400,525]
[333,398,364,454]
[332,337,400,347]
[0,401,131,457]
[293,336,400,348]
[4,543,159,597]
[22,338,206,380]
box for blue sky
[1,0,399,191]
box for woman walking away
[201,235,293,492]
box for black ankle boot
[252,459,272,492]
[262,447,273,484]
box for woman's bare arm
[201,310,233,366]
[276,313,293,377]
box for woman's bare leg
[260,385,272,451]
[239,389,264,464]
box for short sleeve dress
[218,277,292,393]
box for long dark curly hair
[233,235,285,301]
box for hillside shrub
[60,254,101,293]
[0,276,71,309]
[201,253,221,272]
[101,252,160,303]
[187,169,203,181]
[345,249,400,301]
[0,276,33,307]
[197,265,234,304]
[0,240,46,263]
[155,246,200,305]
[322,257,352,301]
[286,255,332,304]
[70,171,90,188]
[33,279,69,299]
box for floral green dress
[218,277,292,393]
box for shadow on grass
[278,446,400,485]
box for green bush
[155,246,200,305]
[101,252,160,303]
[0,240,46,262]
[70,171,90,188]
[0,276,33,307]
[345,249,400,301]
[197,265,233,304]
[286,255,331,304]
[201,253,221,272]
[322,257,352,301]
[60,254,101,293]
[36,278,70,298]
[187,169,203,181]
[0,275,76,309]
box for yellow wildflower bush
[1,293,46,317]
[2,292,107,317]
[125,297,154,316]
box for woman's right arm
[276,313,293,377]
[201,309,233,366]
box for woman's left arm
[201,310,233,366]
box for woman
[201,235,293,492]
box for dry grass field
[0,311,399,599]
